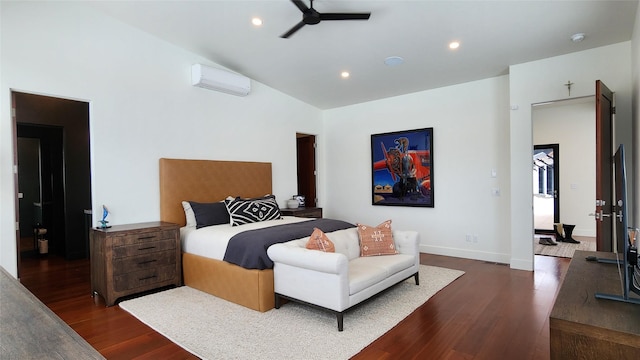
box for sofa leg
[274,293,281,309]
[414,272,420,285]
[336,312,344,331]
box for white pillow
[182,201,197,228]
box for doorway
[13,91,92,276]
[296,133,317,207]
[531,96,598,260]
[17,125,65,257]
[533,144,559,233]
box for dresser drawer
[113,265,177,292]
[112,229,177,247]
[112,251,176,275]
[112,239,176,259]
[90,221,182,306]
[295,208,322,218]
[280,207,323,218]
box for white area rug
[119,265,464,360]
[534,236,596,258]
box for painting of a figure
[371,128,433,207]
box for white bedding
[180,216,313,260]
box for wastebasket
[38,238,48,254]
[34,227,48,255]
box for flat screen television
[594,144,640,304]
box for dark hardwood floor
[18,252,569,359]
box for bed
[159,158,354,312]
[159,158,280,311]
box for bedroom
[1,1,638,277]
[1,1,639,358]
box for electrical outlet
[466,234,472,242]
[473,234,478,243]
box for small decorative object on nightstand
[98,205,111,229]
[286,199,299,209]
[280,207,323,219]
[90,221,182,306]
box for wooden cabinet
[90,221,182,306]
[550,250,640,359]
[280,207,323,218]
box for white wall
[510,42,633,270]
[0,2,323,277]
[533,98,596,237]
[324,42,634,271]
[323,76,512,264]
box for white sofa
[267,227,420,331]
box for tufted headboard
[159,158,273,227]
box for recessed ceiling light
[570,33,585,42]
[449,41,460,49]
[341,71,350,78]
[252,17,263,26]
[384,56,404,66]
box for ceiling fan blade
[291,0,309,13]
[281,21,306,38]
[319,13,371,21]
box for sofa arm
[393,230,419,256]
[267,243,349,275]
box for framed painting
[371,127,434,207]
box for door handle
[589,210,612,221]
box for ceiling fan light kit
[281,0,371,38]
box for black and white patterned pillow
[225,195,281,226]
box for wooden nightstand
[280,207,323,218]
[90,221,182,306]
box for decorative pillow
[188,201,230,229]
[225,195,281,226]
[182,201,197,228]
[306,228,335,253]
[356,220,398,256]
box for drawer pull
[138,235,156,240]
[138,246,156,251]
[139,275,157,281]
[137,259,157,265]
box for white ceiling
[89,0,638,109]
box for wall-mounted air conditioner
[191,64,250,96]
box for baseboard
[419,244,511,265]
[536,229,595,237]
[509,258,534,271]
[572,229,596,237]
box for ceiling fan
[280,0,371,39]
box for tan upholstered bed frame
[159,158,276,312]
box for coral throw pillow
[306,228,335,253]
[357,220,398,256]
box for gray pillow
[189,201,230,229]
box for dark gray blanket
[223,218,354,270]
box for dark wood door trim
[595,80,614,252]
[296,134,317,207]
[11,92,21,278]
